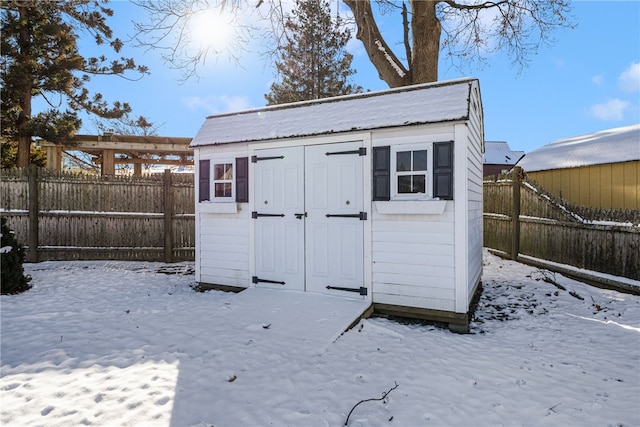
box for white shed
[191,78,484,331]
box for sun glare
[190,8,234,52]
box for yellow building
[519,124,640,210]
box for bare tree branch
[131,0,251,81]
[344,382,399,426]
[343,0,409,87]
[439,0,575,74]
[129,0,574,86]
[401,2,411,67]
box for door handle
[294,212,307,219]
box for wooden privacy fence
[0,166,194,262]
[484,167,639,281]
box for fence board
[0,168,194,262]
[5,166,638,276]
[484,169,639,280]
[482,214,512,255]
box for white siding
[371,180,457,311]
[198,212,251,287]
[370,124,461,312]
[453,124,470,312]
[374,293,455,312]
[466,85,484,304]
[195,144,251,288]
[371,125,455,148]
[453,82,484,313]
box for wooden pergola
[38,134,193,176]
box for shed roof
[483,141,525,165]
[191,78,479,147]
[519,124,640,172]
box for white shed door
[253,142,365,297]
[253,146,305,290]
[305,142,365,296]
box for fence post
[163,169,173,263]
[27,164,39,263]
[511,166,522,260]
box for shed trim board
[193,79,484,327]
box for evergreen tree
[0,143,47,170]
[0,0,149,168]
[265,0,362,105]
[0,217,31,295]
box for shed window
[396,149,428,194]
[214,162,233,198]
[199,157,249,203]
[391,144,432,199]
[373,141,453,202]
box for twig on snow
[535,269,566,290]
[344,382,399,426]
[568,290,584,300]
[548,402,562,413]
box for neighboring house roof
[483,141,525,165]
[519,124,640,172]
[191,78,480,147]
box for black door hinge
[326,285,368,296]
[325,147,366,156]
[251,155,284,163]
[253,276,285,285]
[252,211,285,219]
[325,212,367,220]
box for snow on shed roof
[191,78,479,147]
[519,124,640,172]
[483,141,525,165]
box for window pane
[397,151,411,172]
[398,175,412,193]
[214,163,232,180]
[413,175,426,193]
[215,182,232,197]
[214,164,224,180]
[398,175,427,194]
[413,150,428,171]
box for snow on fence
[484,167,639,281]
[0,166,194,262]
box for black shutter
[372,146,391,201]
[198,159,210,202]
[235,157,249,203]
[433,141,454,200]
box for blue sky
[66,1,640,154]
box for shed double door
[252,142,366,297]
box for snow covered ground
[1,249,639,427]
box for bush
[1,217,31,295]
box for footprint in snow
[41,406,55,416]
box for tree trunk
[343,0,410,88]
[17,5,32,169]
[410,0,440,84]
[343,0,441,87]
